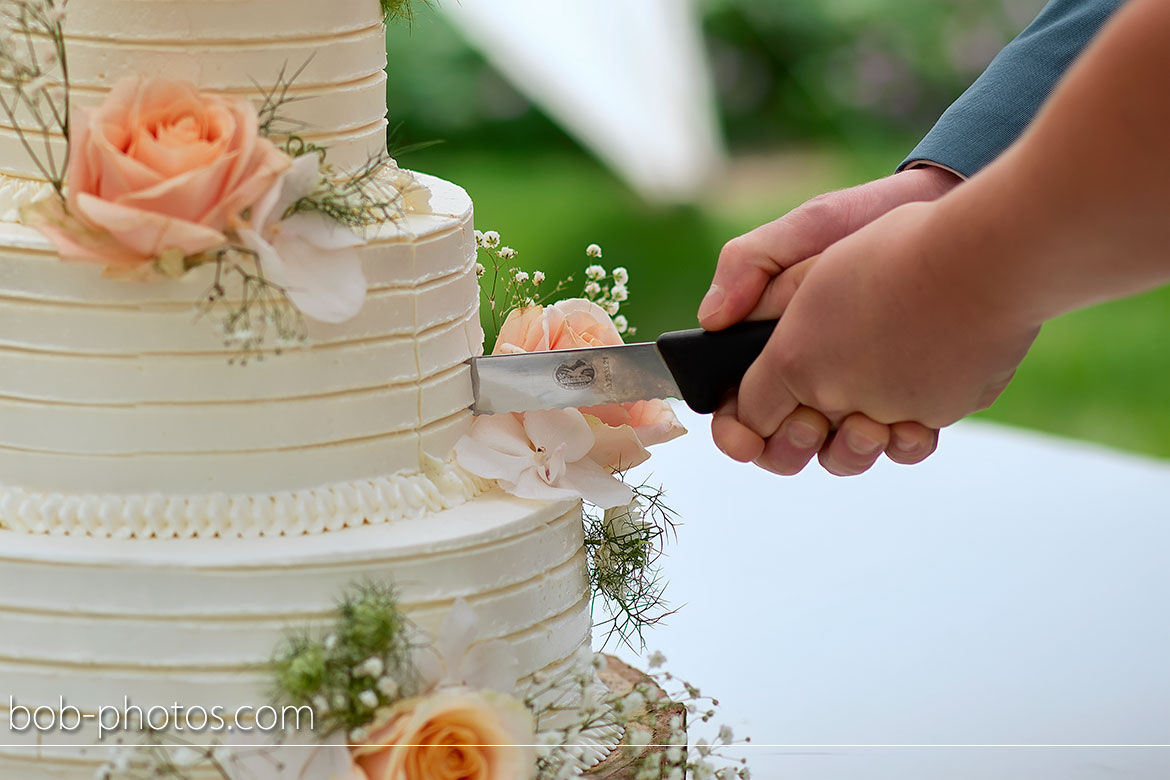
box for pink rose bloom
[25,77,290,269]
[491,300,686,472]
[494,299,623,354]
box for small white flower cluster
[528,648,750,780]
[475,228,571,350]
[581,245,634,336]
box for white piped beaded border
[0,455,491,539]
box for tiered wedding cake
[0,1,590,776]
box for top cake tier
[0,0,390,179]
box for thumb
[699,204,846,331]
[744,254,819,322]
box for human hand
[698,165,961,331]
[701,166,960,475]
[723,201,1040,473]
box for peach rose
[352,690,535,780]
[582,399,688,449]
[491,298,686,472]
[494,299,623,354]
[25,77,289,269]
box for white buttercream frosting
[0,174,482,511]
[0,494,593,777]
[0,0,392,174]
[0,454,489,538]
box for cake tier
[0,0,389,177]
[0,173,484,537]
[0,492,590,778]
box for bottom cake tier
[0,492,589,778]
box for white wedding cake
[0,1,591,776]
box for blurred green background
[386,0,1170,459]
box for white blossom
[585,281,601,297]
[613,315,628,334]
[532,270,546,285]
[481,230,501,248]
[628,727,652,748]
[611,283,629,302]
[718,724,734,743]
[475,262,486,278]
[498,246,517,259]
[649,651,667,668]
[613,266,629,284]
[586,243,603,258]
[359,656,385,678]
[376,676,400,697]
[358,690,379,709]
[604,300,620,316]
[514,270,530,284]
[585,264,606,280]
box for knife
[468,319,778,415]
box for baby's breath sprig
[287,149,411,230]
[581,243,636,338]
[271,582,417,740]
[476,229,572,353]
[0,0,71,195]
[194,249,308,365]
[585,482,679,651]
[527,649,751,780]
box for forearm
[925,0,1170,326]
[901,0,1124,177]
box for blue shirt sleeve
[900,0,1125,177]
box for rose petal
[626,399,688,447]
[22,197,147,268]
[73,193,226,258]
[584,415,651,472]
[115,151,237,224]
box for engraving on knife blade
[554,359,597,389]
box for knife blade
[469,319,778,415]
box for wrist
[897,165,964,200]
[908,198,1042,335]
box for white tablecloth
[606,408,1170,779]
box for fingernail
[697,284,724,322]
[846,429,882,456]
[893,435,919,453]
[785,421,821,449]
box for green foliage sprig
[585,482,679,651]
[381,0,428,24]
[271,582,416,738]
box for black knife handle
[656,319,778,414]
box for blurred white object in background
[439,0,726,204]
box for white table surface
[605,408,1170,779]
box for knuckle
[716,235,752,270]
